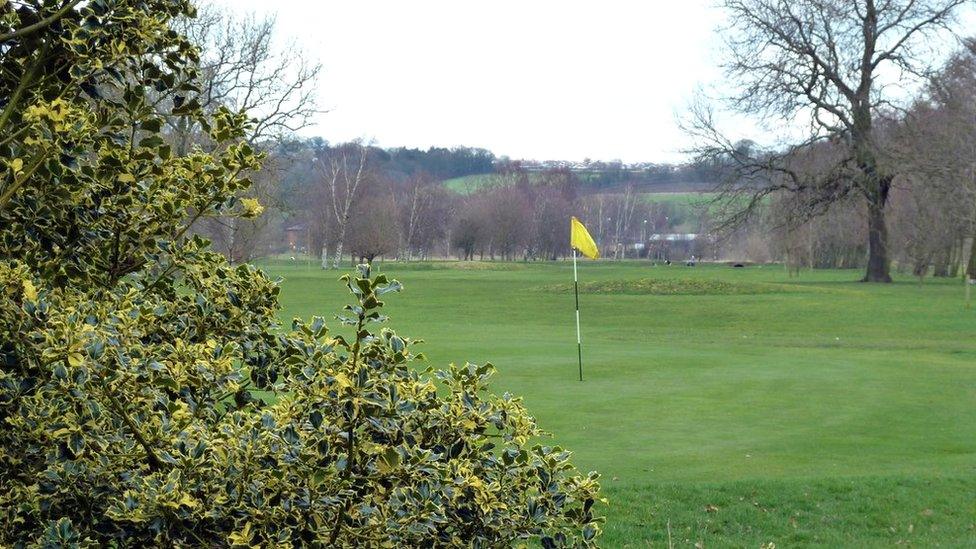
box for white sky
[204,1,974,164]
[203,0,726,163]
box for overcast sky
[204,1,971,164]
[201,0,728,163]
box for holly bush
[0,1,603,546]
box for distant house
[284,224,307,252]
[649,233,699,243]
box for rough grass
[260,260,976,547]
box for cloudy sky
[205,1,971,163]
[202,0,728,163]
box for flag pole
[573,248,583,382]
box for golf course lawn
[262,259,976,547]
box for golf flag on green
[571,216,600,259]
[570,216,599,381]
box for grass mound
[379,261,526,272]
[542,277,797,295]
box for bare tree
[396,172,445,261]
[483,186,531,260]
[611,186,640,260]
[689,0,970,282]
[317,142,371,269]
[199,160,285,263]
[531,169,577,260]
[162,6,321,262]
[411,185,454,260]
[170,6,321,148]
[348,194,399,264]
[451,210,486,261]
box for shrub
[0,1,602,546]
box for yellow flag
[570,216,600,259]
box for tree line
[251,146,696,267]
[152,4,724,269]
[187,0,976,284]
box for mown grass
[609,476,975,547]
[260,260,976,547]
[541,277,802,296]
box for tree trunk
[931,240,954,277]
[958,237,967,279]
[913,254,929,281]
[966,235,976,281]
[332,240,344,270]
[862,181,892,283]
[965,235,976,309]
[332,216,348,269]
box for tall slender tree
[316,141,370,269]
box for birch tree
[397,173,437,261]
[318,142,370,269]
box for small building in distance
[283,224,307,253]
[646,233,699,261]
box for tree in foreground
[0,1,602,546]
[689,0,970,282]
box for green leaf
[68,431,85,456]
[140,118,162,132]
[157,377,180,391]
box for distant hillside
[440,172,718,195]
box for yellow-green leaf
[22,279,37,301]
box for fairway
[265,260,976,547]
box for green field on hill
[442,173,506,193]
[640,192,715,206]
[262,260,976,547]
